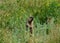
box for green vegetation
[0,0,60,43]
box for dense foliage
[0,0,60,43]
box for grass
[0,21,60,43]
[0,0,60,43]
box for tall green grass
[0,0,60,43]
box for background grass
[0,0,60,43]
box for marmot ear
[29,16,33,18]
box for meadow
[0,0,60,43]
